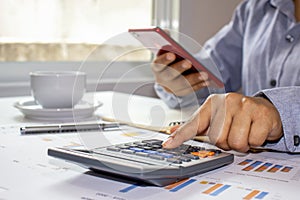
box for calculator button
[166,158,182,164]
[135,152,149,157]
[130,147,144,152]
[166,151,181,156]
[156,149,167,153]
[142,146,153,150]
[125,143,138,148]
[183,154,199,160]
[142,139,163,145]
[149,154,165,160]
[151,144,162,149]
[143,150,158,155]
[206,149,221,155]
[116,145,130,149]
[134,142,147,147]
[106,147,121,152]
[121,149,135,154]
[157,152,174,159]
[191,146,206,151]
[179,157,192,162]
[191,151,215,158]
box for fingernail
[162,136,174,148]
[182,62,191,69]
[166,53,175,61]
[199,72,208,80]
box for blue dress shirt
[155,0,300,152]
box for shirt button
[286,34,294,43]
[270,79,276,87]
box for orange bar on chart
[255,163,272,172]
[238,159,253,166]
[164,178,188,190]
[242,161,263,171]
[267,165,282,173]
[202,183,223,194]
[281,166,293,172]
[243,190,260,200]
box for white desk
[0,91,300,200]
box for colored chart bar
[210,184,231,196]
[267,164,282,173]
[119,184,139,193]
[238,159,253,166]
[281,166,293,172]
[169,179,197,192]
[254,163,273,172]
[203,183,223,194]
[255,191,269,199]
[242,161,263,171]
[244,190,269,200]
[165,178,188,190]
[244,190,260,200]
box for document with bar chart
[2,124,300,200]
[73,127,300,200]
[104,151,300,200]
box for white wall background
[0,0,152,43]
[179,0,242,44]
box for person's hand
[152,52,210,96]
[162,93,283,152]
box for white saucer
[14,99,103,121]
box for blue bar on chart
[169,179,197,192]
[238,159,253,166]
[202,183,231,197]
[242,161,263,171]
[119,184,139,193]
[255,191,269,199]
[244,190,269,200]
[254,162,273,172]
[210,184,231,196]
[267,164,283,173]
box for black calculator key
[142,139,163,145]
[179,157,192,162]
[143,146,153,150]
[151,144,163,149]
[183,154,199,160]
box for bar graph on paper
[238,159,293,173]
[118,178,270,200]
[108,153,300,200]
[199,181,268,200]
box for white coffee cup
[30,71,86,109]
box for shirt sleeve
[258,87,300,152]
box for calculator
[48,139,233,186]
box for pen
[20,122,120,135]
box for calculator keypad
[103,139,220,165]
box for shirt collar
[270,0,295,21]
